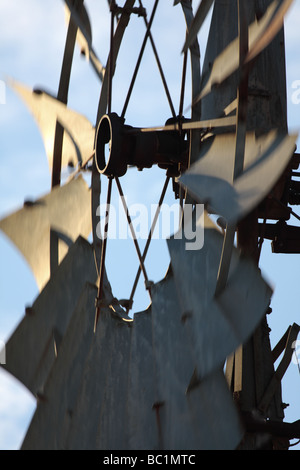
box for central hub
[95,113,188,178]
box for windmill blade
[167,211,272,380]
[61,304,133,450]
[127,307,157,450]
[179,131,297,224]
[246,0,294,63]
[30,272,242,450]
[196,0,293,104]
[9,80,95,172]
[182,0,214,53]
[0,176,92,290]
[21,282,98,450]
[151,271,243,450]
[64,0,105,81]
[1,237,99,397]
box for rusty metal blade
[197,0,291,103]
[182,0,214,53]
[9,80,95,172]
[180,131,297,224]
[1,237,98,397]
[167,211,272,380]
[64,0,105,81]
[0,176,92,290]
[21,282,98,449]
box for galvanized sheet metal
[1,236,98,396]
[9,80,95,171]
[200,0,288,133]
[0,176,92,290]
[64,0,105,81]
[21,282,98,450]
[179,131,297,223]
[151,270,243,450]
[127,307,158,450]
[167,212,272,380]
[64,307,132,450]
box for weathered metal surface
[64,0,105,81]
[151,270,243,450]
[1,237,98,396]
[23,269,242,450]
[197,0,292,105]
[0,176,92,290]
[21,282,98,450]
[200,0,288,134]
[127,307,158,450]
[182,0,214,53]
[64,307,132,450]
[9,80,95,171]
[167,212,272,380]
[180,131,297,224]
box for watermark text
[96,198,204,251]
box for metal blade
[167,211,272,380]
[197,0,292,104]
[59,271,242,450]
[179,131,298,223]
[63,306,132,450]
[0,176,92,290]
[150,270,243,450]
[127,307,158,450]
[9,80,95,171]
[246,0,294,63]
[182,0,214,53]
[1,236,98,396]
[21,282,98,450]
[64,0,105,81]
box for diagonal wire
[94,177,114,328]
[138,0,176,119]
[115,177,152,301]
[121,0,160,119]
[126,176,171,313]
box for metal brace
[110,1,146,17]
[258,323,300,414]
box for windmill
[1,0,300,450]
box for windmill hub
[95,112,188,178]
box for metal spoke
[133,115,236,133]
[179,47,188,120]
[95,177,114,327]
[126,176,171,313]
[138,0,176,119]
[108,1,116,114]
[115,177,152,300]
[121,0,160,119]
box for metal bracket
[110,1,146,17]
[258,323,300,414]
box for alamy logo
[0,341,6,365]
[96,199,205,251]
[291,80,300,105]
[0,80,6,105]
[292,340,300,368]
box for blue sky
[0,0,300,450]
